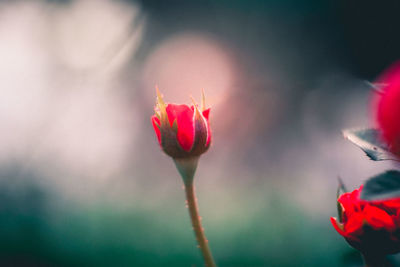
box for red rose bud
[373,61,400,156]
[331,185,400,255]
[151,89,211,160]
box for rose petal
[363,205,396,231]
[372,198,400,213]
[331,217,347,237]
[151,115,161,145]
[166,104,195,151]
[202,108,210,120]
[375,62,400,154]
[338,186,364,216]
[344,212,365,235]
[202,108,211,147]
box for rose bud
[151,90,217,267]
[151,89,211,159]
[373,61,400,156]
[151,89,211,183]
[331,185,400,256]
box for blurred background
[1,0,400,266]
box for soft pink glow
[143,33,235,106]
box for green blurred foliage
[0,166,361,266]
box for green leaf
[343,128,398,161]
[361,170,400,200]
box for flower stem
[184,180,217,267]
[362,253,392,267]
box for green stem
[184,180,217,267]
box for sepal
[174,157,199,186]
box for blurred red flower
[151,90,211,159]
[331,185,400,255]
[374,61,400,156]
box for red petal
[363,205,396,230]
[202,108,211,147]
[202,108,210,120]
[151,115,161,145]
[372,198,400,211]
[330,217,347,237]
[166,104,195,151]
[338,186,364,216]
[374,62,400,154]
[344,212,365,235]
